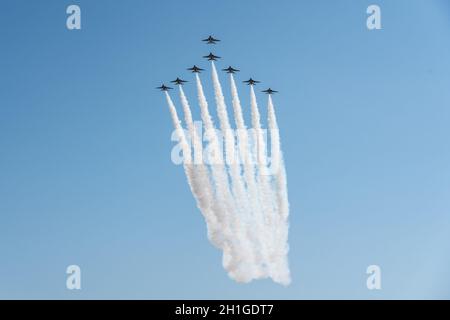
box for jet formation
[262,88,278,94]
[243,78,260,86]
[156,84,172,91]
[223,66,240,74]
[203,52,221,61]
[202,35,220,44]
[158,35,277,95]
[187,65,204,73]
[171,77,188,85]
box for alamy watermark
[66,5,81,30]
[170,121,282,176]
[367,4,382,30]
[366,265,382,290]
[66,265,81,290]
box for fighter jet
[203,52,221,61]
[243,78,260,85]
[156,84,172,91]
[222,66,240,74]
[187,65,204,73]
[262,88,278,94]
[202,35,220,44]
[170,77,188,85]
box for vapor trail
[162,60,291,286]
[194,72,252,282]
[229,74,257,192]
[178,86,220,246]
[164,91,201,223]
[179,86,202,165]
[211,62,257,282]
[249,85,279,277]
[229,74,269,278]
[249,86,265,168]
[210,62,236,166]
[211,62,248,212]
[165,91,191,163]
[267,94,291,286]
[267,95,289,220]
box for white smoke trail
[165,91,212,227]
[177,81,235,271]
[211,62,258,282]
[163,67,291,286]
[195,73,221,165]
[165,91,191,163]
[164,91,201,224]
[267,94,291,286]
[267,95,289,220]
[229,74,270,278]
[179,86,202,165]
[210,63,250,215]
[178,86,221,246]
[249,85,279,271]
[229,75,257,195]
[194,73,254,282]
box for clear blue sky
[1,0,450,299]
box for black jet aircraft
[156,84,173,91]
[187,65,204,73]
[203,52,221,61]
[262,88,278,94]
[243,78,260,85]
[170,77,188,85]
[202,35,220,44]
[222,66,240,74]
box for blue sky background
[1,0,450,299]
